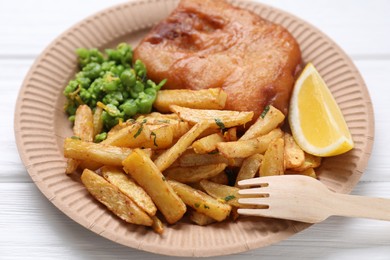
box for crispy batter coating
[134,0,301,121]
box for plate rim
[14,0,375,257]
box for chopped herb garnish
[214,118,225,130]
[162,176,166,181]
[151,131,158,147]
[194,203,200,208]
[71,136,81,140]
[133,119,147,138]
[260,105,270,118]
[224,195,236,202]
[203,204,210,209]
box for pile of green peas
[63,43,166,136]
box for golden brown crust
[134,0,301,120]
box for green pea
[136,93,154,114]
[75,48,90,67]
[63,80,79,95]
[101,72,120,92]
[79,88,92,104]
[89,49,104,63]
[102,91,123,107]
[102,111,119,130]
[105,103,122,117]
[117,43,133,65]
[106,48,121,63]
[101,61,116,72]
[120,99,138,117]
[120,69,136,88]
[94,132,107,143]
[75,74,91,88]
[76,48,104,67]
[110,64,125,76]
[68,115,75,122]
[82,62,102,79]
[65,100,77,116]
[88,78,103,97]
[144,87,157,99]
[102,95,118,107]
[134,59,147,78]
[134,81,144,93]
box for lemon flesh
[289,63,354,157]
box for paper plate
[14,0,374,257]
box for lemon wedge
[288,63,354,157]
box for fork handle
[331,193,390,221]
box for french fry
[235,154,263,186]
[154,121,211,172]
[139,125,174,149]
[123,149,186,224]
[164,163,227,183]
[73,105,94,141]
[209,172,229,185]
[78,160,102,171]
[171,121,192,141]
[217,128,283,158]
[190,210,216,226]
[144,121,191,143]
[167,179,231,222]
[136,112,180,121]
[93,106,104,137]
[259,138,285,176]
[224,127,238,142]
[178,150,243,167]
[106,120,134,138]
[200,180,242,207]
[291,153,322,171]
[64,138,148,166]
[101,166,157,216]
[170,105,253,129]
[81,169,153,226]
[101,122,150,147]
[286,167,317,178]
[189,182,205,191]
[240,105,285,140]
[154,88,228,113]
[196,128,221,140]
[151,215,164,234]
[66,105,94,174]
[284,133,305,169]
[192,133,224,154]
[65,159,79,175]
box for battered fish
[134,0,301,120]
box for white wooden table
[1,0,390,259]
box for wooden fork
[237,175,390,223]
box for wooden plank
[0,182,389,259]
[0,0,389,57]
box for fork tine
[237,177,268,187]
[238,197,268,206]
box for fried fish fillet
[134,0,301,120]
